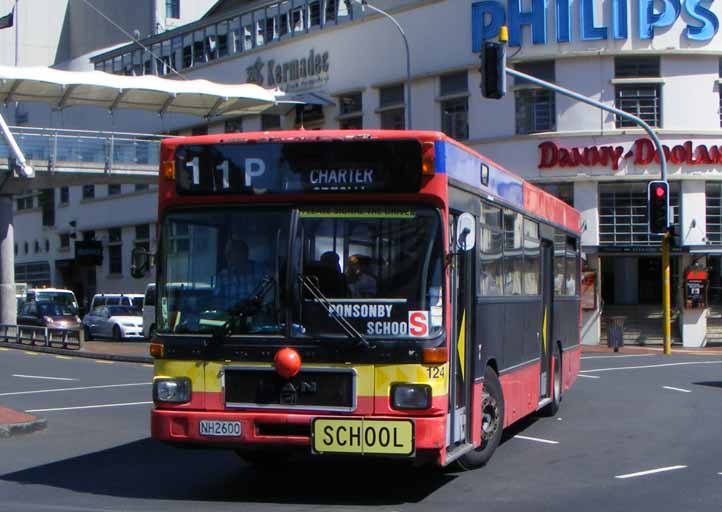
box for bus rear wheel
[457,366,504,470]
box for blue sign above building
[472,0,720,49]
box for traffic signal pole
[502,66,672,354]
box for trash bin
[607,316,625,352]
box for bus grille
[224,368,355,411]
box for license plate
[312,418,414,456]
[199,420,242,437]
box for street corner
[0,406,47,439]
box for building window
[537,183,573,206]
[16,195,34,211]
[135,224,151,254]
[261,114,282,131]
[82,185,95,200]
[706,182,722,244]
[166,0,180,19]
[34,240,39,254]
[108,228,122,275]
[108,184,121,196]
[60,187,69,205]
[83,230,95,241]
[513,61,555,135]
[224,118,243,133]
[614,57,661,128]
[23,242,28,254]
[60,234,70,250]
[440,72,468,140]
[135,184,149,192]
[338,92,363,129]
[379,84,405,130]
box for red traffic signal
[648,181,669,234]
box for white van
[90,293,144,312]
[142,284,156,339]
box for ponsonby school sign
[539,139,722,170]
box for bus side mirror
[456,213,476,252]
[131,247,153,278]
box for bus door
[448,212,474,448]
[539,239,554,399]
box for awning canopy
[0,66,283,117]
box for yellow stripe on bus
[374,363,449,396]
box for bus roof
[162,130,580,235]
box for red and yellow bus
[139,130,581,468]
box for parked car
[83,305,144,341]
[90,293,144,312]
[17,301,82,331]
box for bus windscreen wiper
[208,275,276,342]
[298,274,371,349]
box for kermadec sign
[472,0,720,48]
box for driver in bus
[212,239,267,309]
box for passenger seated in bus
[318,251,348,297]
[347,255,377,298]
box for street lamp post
[354,0,411,129]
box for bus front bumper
[151,408,447,455]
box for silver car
[83,305,143,341]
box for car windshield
[158,208,289,335]
[131,297,144,309]
[295,206,443,339]
[38,303,76,317]
[35,292,78,315]
[108,306,141,317]
[35,291,78,315]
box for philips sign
[472,0,720,48]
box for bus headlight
[154,378,191,403]
[391,384,431,410]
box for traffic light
[479,41,506,99]
[648,180,669,234]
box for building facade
[8,0,722,344]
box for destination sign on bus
[175,140,423,195]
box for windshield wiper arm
[208,275,276,342]
[298,274,371,349]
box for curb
[0,416,47,439]
[0,341,153,364]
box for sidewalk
[0,339,152,364]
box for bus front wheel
[457,366,504,470]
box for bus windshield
[157,206,443,340]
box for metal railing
[0,323,82,349]
[0,126,168,175]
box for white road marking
[662,386,691,393]
[581,354,655,360]
[0,382,149,396]
[578,374,600,379]
[514,435,559,445]
[55,355,72,360]
[95,360,114,364]
[580,361,721,374]
[12,374,78,381]
[615,465,687,479]
[27,401,152,413]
